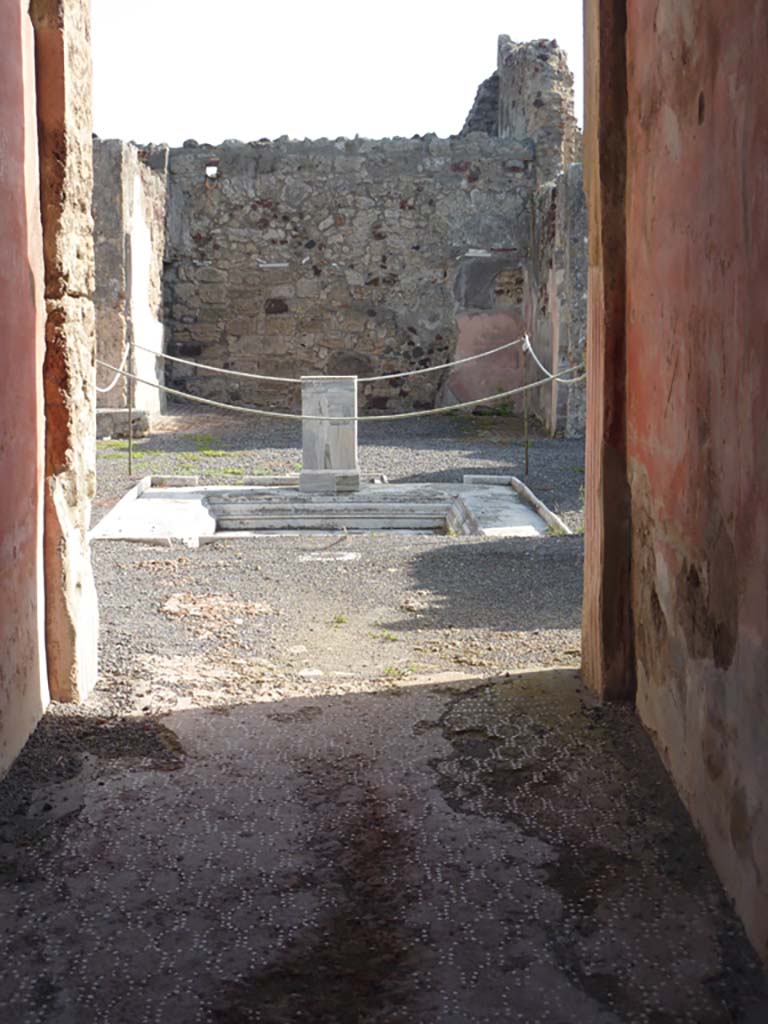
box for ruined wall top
[497,36,580,183]
[460,73,500,136]
[167,132,527,160]
[458,38,580,184]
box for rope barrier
[131,334,526,386]
[522,335,584,386]
[95,342,130,394]
[95,358,585,423]
[359,336,525,381]
[130,344,300,384]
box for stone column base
[299,469,361,494]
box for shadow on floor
[380,536,584,635]
[0,668,765,1023]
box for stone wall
[164,135,536,412]
[460,73,499,136]
[93,140,127,405]
[457,37,587,433]
[497,36,581,185]
[524,162,587,436]
[89,37,587,434]
[31,0,98,703]
[93,139,168,414]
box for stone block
[297,279,321,298]
[264,317,295,335]
[297,469,361,494]
[96,408,150,438]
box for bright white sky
[92,1,583,146]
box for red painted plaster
[625,0,768,961]
[443,310,527,406]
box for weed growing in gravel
[102,451,147,462]
[377,629,399,643]
[382,665,409,680]
[332,613,348,626]
[187,434,233,458]
[546,524,568,536]
[98,439,167,462]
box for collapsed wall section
[163,135,535,412]
[460,73,500,136]
[497,36,581,184]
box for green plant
[332,612,347,625]
[382,665,408,680]
[546,523,568,536]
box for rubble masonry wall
[163,134,536,413]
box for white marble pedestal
[299,376,361,493]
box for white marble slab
[299,376,360,493]
[90,478,554,542]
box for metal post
[127,336,134,476]
[524,387,530,478]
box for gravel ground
[91,532,583,716]
[89,406,585,712]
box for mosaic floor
[1,668,766,1023]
